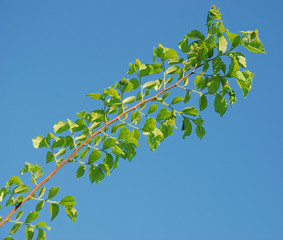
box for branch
[0,66,197,228]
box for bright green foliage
[148,104,158,114]
[199,94,208,111]
[0,6,265,239]
[49,203,59,221]
[35,200,45,212]
[10,223,21,235]
[25,225,34,240]
[59,195,76,207]
[194,76,206,90]
[65,206,77,223]
[214,94,228,117]
[48,187,59,200]
[182,107,199,116]
[76,164,85,178]
[157,108,172,120]
[25,211,39,223]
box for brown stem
[0,66,197,228]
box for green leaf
[93,135,101,146]
[130,78,140,89]
[212,57,223,74]
[156,108,171,121]
[143,118,156,132]
[52,137,65,148]
[118,128,131,140]
[199,94,208,111]
[194,76,206,90]
[178,38,189,53]
[196,126,206,139]
[165,77,173,85]
[235,70,254,97]
[0,188,9,202]
[48,186,59,200]
[227,52,246,68]
[73,119,87,132]
[88,149,101,163]
[127,63,137,75]
[75,133,88,141]
[65,206,77,223]
[184,90,191,103]
[35,200,45,212]
[60,195,76,207]
[8,176,23,186]
[226,30,241,47]
[227,57,240,78]
[182,117,192,139]
[166,66,180,75]
[163,48,178,60]
[186,30,205,40]
[76,110,87,119]
[32,136,48,148]
[171,96,184,105]
[25,211,39,223]
[46,151,54,163]
[36,228,46,240]
[3,237,15,240]
[121,81,133,93]
[112,145,125,156]
[202,60,209,73]
[104,153,113,169]
[155,45,178,61]
[80,148,89,160]
[56,148,66,157]
[16,210,24,221]
[243,40,266,53]
[126,137,139,148]
[103,138,117,150]
[108,87,121,99]
[218,34,228,53]
[148,104,158,114]
[6,196,14,206]
[214,94,228,117]
[131,129,140,140]
[143,81,157,89]
[53,121,69,134]
[25,225,34,240]
[76,164,85,179]
[89,166,105,184]
[182,107,199,116]
[193,118,204,127]
[207,76,220,93]
[162,92,170,99]
[14,195,24,203]
[36,221,51,231]
[151,62,163,74]
[49,203,59,221]
[86,93,103,100]
[13,185,30,194]
[131,111,142,125]
[10,223,21,235]
[123,96,136,104]
[241,30,266,53]
[38,187,45,199]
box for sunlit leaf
[49,203,59,221]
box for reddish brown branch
[0,66,196,228]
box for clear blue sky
[0,0,282,239]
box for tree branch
[0,66,197,228]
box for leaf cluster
[0,6,265,239]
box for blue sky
[0,0,282,239]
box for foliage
[0,6,265,239]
